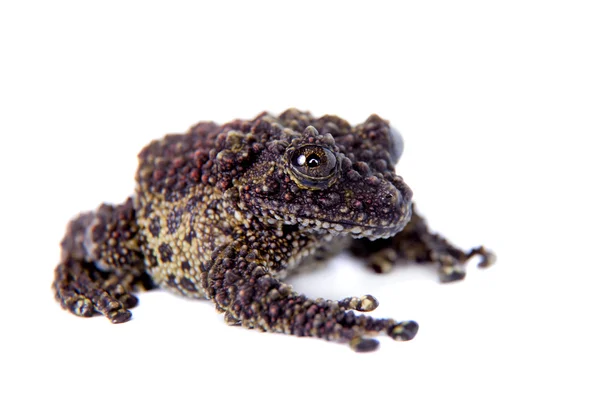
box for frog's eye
[288,145,338,189]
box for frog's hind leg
[53,198,154,323]
[350,204,495,282]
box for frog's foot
[53,258,148,323]
[53,198,154,322]
[351,204,495,282]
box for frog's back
[136,121,221,198]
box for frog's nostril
[386,189,402,207]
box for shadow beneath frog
[285,251,458,305]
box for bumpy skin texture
[53,109,494,351]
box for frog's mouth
[236,178,413,240]
[284,202,413,240]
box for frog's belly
[137,190,232,299]
[146,226,229,299]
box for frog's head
[231,113,412,240]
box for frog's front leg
[53,198,154,323]
[204,238,418,352]
[351,204,495,282]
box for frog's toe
[438,264,466,283]
[356,295,379,312]
[108,309,132,324]
[62,292,94,318]
[469,246,496,268]
[338,294,379,312]
[350,336,380,352]
[388,320,419,341]
[88,287,135,323]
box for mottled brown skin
[53,109,494,351]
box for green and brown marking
[53,109,494,351]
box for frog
[53,108,494,352]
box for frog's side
[53,109,494,352]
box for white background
[1,1,599,399]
